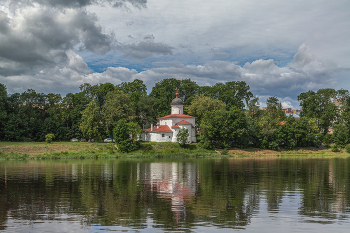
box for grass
[0,141,350,160]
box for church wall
[160,119,173,126]
[171,105,183,114]
[141,132,173,142]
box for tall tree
[102,90,135,136]
[185,94,226,126]
[150,78,200,117]
[150,78,182,117]
[200,107,249,149]
[298,88,339,134]
[0,83,8,140]
[80,100,102,140]
[200,81,253,109]
[265,96,285,121]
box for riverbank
[0,141,349,159]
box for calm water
[0,157,350,232]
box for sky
[0,0,349,109]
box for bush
[331,144,340,152]
[117,139,140,153]
[45,134,55,143]
[221,148,229,155]
[345,144,350,153]
[269,141,279,151]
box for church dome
[171,97,183,105]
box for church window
[162,134,165,137]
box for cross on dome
[175,87,179,98]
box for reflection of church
[137,162,198,218]
[141,88,197,143]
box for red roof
[171,125,180,128]
[177,120,192,125]
[143,125,173,133]
[158,114,196,119]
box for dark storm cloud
[0,6,114,77]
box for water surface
[1,157,350,232]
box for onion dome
[171,87,183,105]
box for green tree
[79,100,102,140]
[113,119,140,153]
[200,81,253,109]
[177,127,189,147]
[265,96,285,121]
[200,107,249,149]
[0,83,8,140]
[45,133,55,143]
[185,94,226,126]
[102,90,135,137]
[150,78,200,117]
[298,88,339,134]
[150,78,182,117]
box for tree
[45,134,55,143]
[102,90,135,136]
[185,94,226,126]
[0,83,8,140]
[177,127,189,147]
[118,79,148,127]
[265,96,285,121]
[298,89,339,134]
[200,81,253,109]
[113,119,140,153]
[79,100,102,140]
[200,107,249,149]
[150,78,182,117]
[150,78,200,117]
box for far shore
[0,141,349,160]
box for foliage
[177,127,189,147]
[79,100,102,140]
[185,94,226,125]
[1,80,350,152]
[331,144,340,152]
[200,81,253,109]
[102,90,135,136]
[298,88,341,134]
[200,107,248,149]
[345,144,350,153]
[45,134,55,143]
[113,119,140,153]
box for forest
[0,78,349,151]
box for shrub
[45,134,55,143]
[177,127,189,148]
[117,139,140,153]
[345,144,350,153]
[269,141,279,151]
[221,148,229,155]
[331,144,340,152]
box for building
[140,89,197,143]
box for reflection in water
[140,162,197,222]
[0,158,350,232]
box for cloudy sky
[0,0,349,108]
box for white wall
[141,132,173,142]
[171,105,183,114]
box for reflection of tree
[298,158,350,220]
[1,158,350,231]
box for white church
[141,89,197,143]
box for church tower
[171,87,183,114]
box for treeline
[0,79,349,150]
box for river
[0,157,349,232]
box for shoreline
[1,141,349,159]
